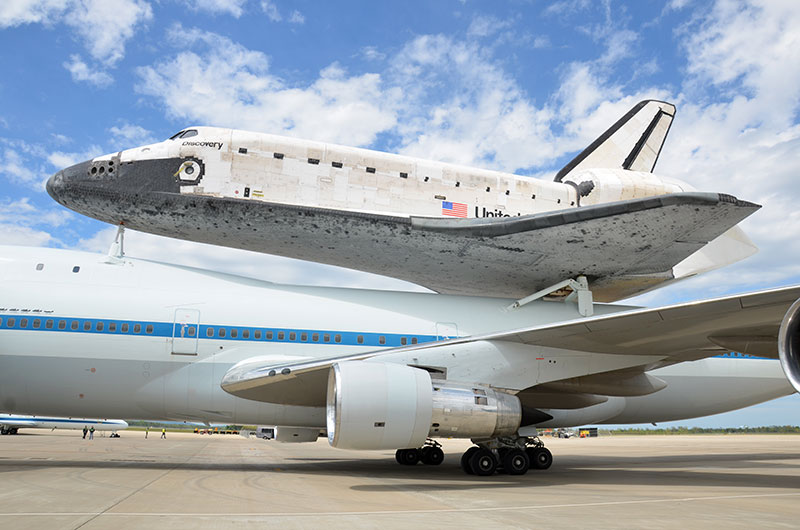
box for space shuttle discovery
[47,100,758,301]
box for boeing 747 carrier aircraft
[1,244,798,475]
[46,100,758,302]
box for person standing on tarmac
[145,426,149,439]
[161,428,166,439]
[89,426,95,440]
[82,426,88,439]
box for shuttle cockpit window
[168,129,199,140]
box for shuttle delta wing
[221,285,800,407]
[48,169,758,301]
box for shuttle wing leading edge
[67,189,757,302]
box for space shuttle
[47,100,758,302]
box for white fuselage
[0,246,793,430]
[115,127,690,218]
[0,414,127,432]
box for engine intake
[779,298,800,393]
[326,361,522,450]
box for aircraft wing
[221,285,800,407]
[143,190,758,303]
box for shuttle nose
[45,159,94,207]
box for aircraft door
[436,322,458,341]
[172,309,200,355]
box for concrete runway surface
[0,431,798,529]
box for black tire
[527,447,553,470]
[421,446,444,466]
[395,449,404,464]
[397,448,420,466]
[460,446,480,474]
[469,448,498,476]
[502,448,530,475]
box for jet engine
[326,361,522,450]
[778,299,800,393]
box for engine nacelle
[326,361,522,450]
[779,298,800,393]
[564,168,691,207]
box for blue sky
[1,0,799,427]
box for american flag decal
[442,201,468,218]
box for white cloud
[47,143,103,169]
[466,15,512,38]
[289,10,304,24]
[108,123,157,147]
[0,0,67,26]
[0,138,53,189]
[0,197,73,247]
[1,0,152,67]
[183,0,246,17]
[63,54,113,87]
[361,46,386,61]
[260,0,281,22]
[136,26,399,146]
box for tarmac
[0,430,798,529]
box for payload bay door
[436,322,458,341]
[172,308,200,355]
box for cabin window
[400,172,408,179]
[219,328,226,338]
[20,318,28,328]
[33,319,41,329]
[71,321,78,330]
[312,333,319,342]
[133,324,141,333]
[357,335,364,344]
[206,327,214,337]
[108,323,116,332]
[289,332,296,341]
[254,330,262,339]
[145,325,153,334]
[323,333,330,342]
[335,334,341,343]
[273,152,284,159]
[266,331,274,340]
[242,329,249,339]
[187,327,196,337]
[7,318,14,327]
[230,329,238,338]
[332,161,343,168]
[277,331,284,340]
[83,321,91,331]
[72,266,80,273]
[379,335,385,345]
[122,323,129,332]
[401,337,407,345]
[411,337,418,344]
[58,320,66,330]
[36,263,44,271]
[180,129,198,139]
[96,322,104,331]
[238,147,248,154]
[308,158,319,165]
[168,130,186,140]
[366,167,376,173]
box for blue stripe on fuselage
[0,313,440,348]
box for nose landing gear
[395,439,444,466]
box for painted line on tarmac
[6,491,800,517]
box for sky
[1,0,799,428]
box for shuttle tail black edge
[555,99,676,182]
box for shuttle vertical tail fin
[555,100,676,182]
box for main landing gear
[395,439,445,466]
[0,426,18,435]
[460,436,552,476]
